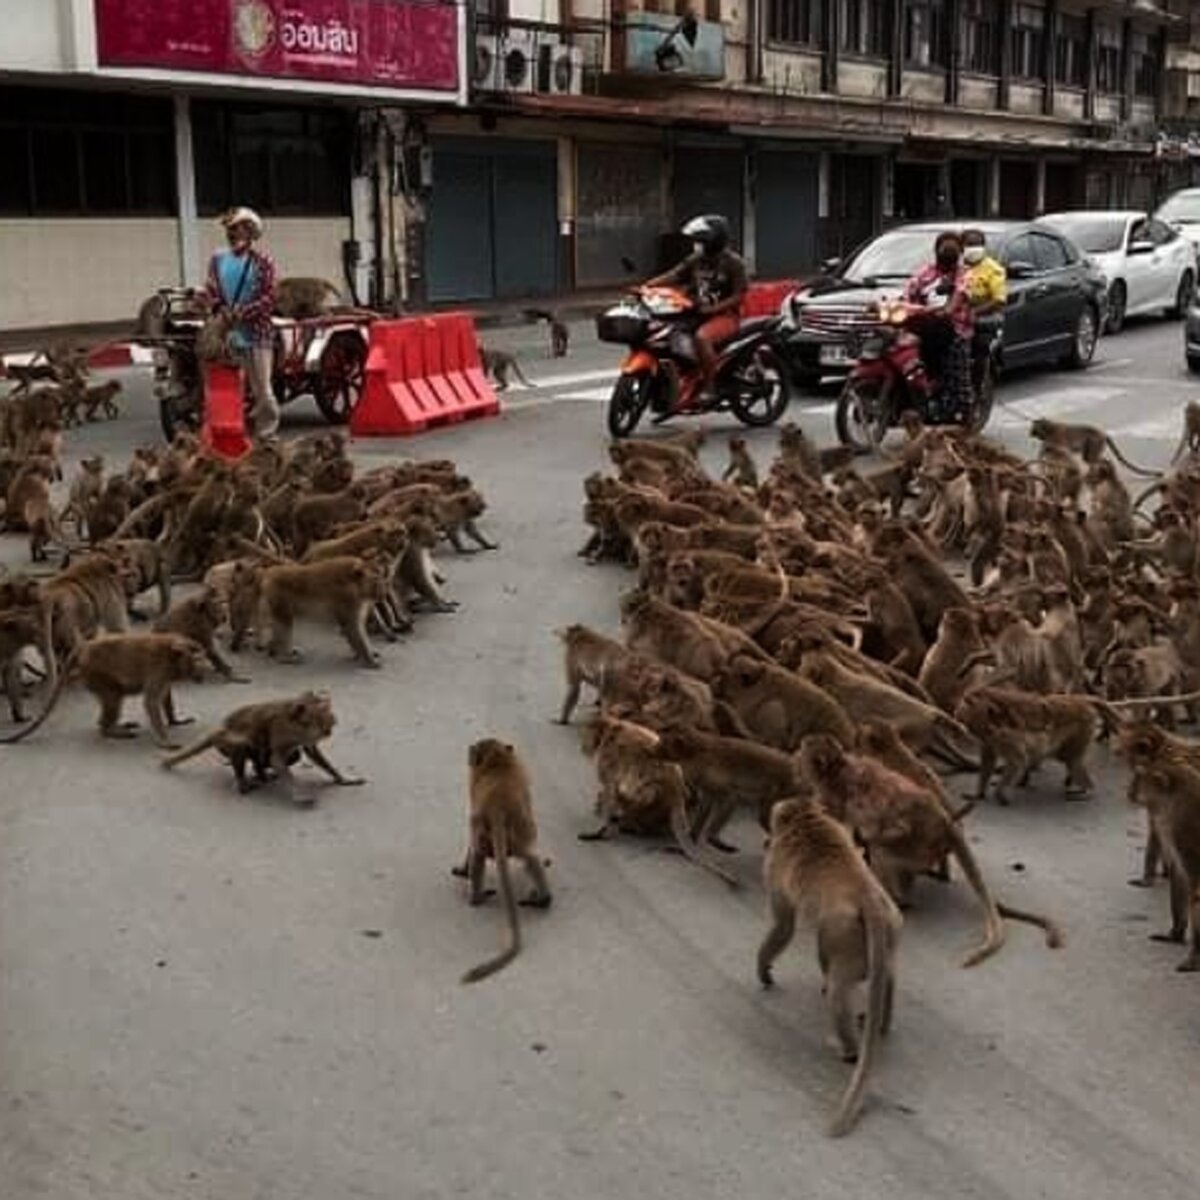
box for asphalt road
[2,315,1200,1199]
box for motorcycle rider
[903,231,973,421]
[962,227,1007,394]
[648,214,748,405]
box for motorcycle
[596,286,793,439]
[833,295,998,451]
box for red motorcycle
[597,286,792,438]
[834,296,997,451]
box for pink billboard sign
[94,0,459,93]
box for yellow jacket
[966,255,1007,309]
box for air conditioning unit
[473,34,503,91]
[498,31,537,93]
[473,31,536,94]
[538,43,584,95]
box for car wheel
[1169,271,1195,319]
[1105,281,1126,334]
[1064,305,1098,369]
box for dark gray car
[780,220,1107,387]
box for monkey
[863,578,927,677]
[776,422,823,479]
[0,600,55,723]
[60,455,105,538]
[1170,401,1200,464]
[1029,416,1161,477]
[2,458,56,533]
[479,346,532,390]
[1084,459,1136,551]
[434,487,498,553]
[41,554,130,655]
[757,796,903,1138]
[710,651,857,751]
[291,486,367,557]
[635,519,761,562]
[1118,757,1200,971]
[99,538,172,619]
[873,528,971,643]
[598,653,750,739]
[554,623,631,724]
[578,713,737,887]
[722,436,759,489]
[653,725,803,851]
[0,632,206,748]
[82,379,122,422]
[454,738,551,984]
[154,588,249,683]
[917,608,988,714]
[274,276,341,318]
[256,555,387,667]
[162,691,364,804]
[523,307,570,358]
[87,476,134,545]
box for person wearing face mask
[962,228,1007,397]
[648,214,748,406]
[205,206,279,438]
[903,232,974,421]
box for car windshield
[840,230,947,285]
[1157,193,1200,223]
[1040,214,1126,254]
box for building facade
[0,0,465,331]
[1,0,1198,328]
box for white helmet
[221,206,264,238]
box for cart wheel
[314,332,367,425]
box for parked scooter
[596,285,793,438]
[833,295,999,450]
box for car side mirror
[1007,260,1035,279]
[1128,240,1155,256]
[820,256,842,275]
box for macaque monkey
[554,623,631,724]
[1170,401,1200,464]
[275,277,340,318]
[61,455,105,538]
[758,796,903,1137]
[154,588,249,682]
[479,346,532,390]
[523,307,570,357]
[83,379,122,422]
[0,632,206,748]
[1028,417,1161,476]
[162,690,364,804]
[454,739,551,984]
[0,602,55,722]
[257,556,387,667]
[722,437,759,489]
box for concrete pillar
[557,136,575,290]
[1034,158,1046,215]
[818,152,831,219]
[173,96,201,287]
[988,157,1001,216]
[743,149,757,275]
[881,154,894,220]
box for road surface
[1,314,1199,1200]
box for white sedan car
[1038,210,1195,334]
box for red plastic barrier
[201,364,251,459]
[351,311,500,438]
[741,279,799,318]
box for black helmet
[682,213,730,254]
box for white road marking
[1088,358,1135,373]
[522,367,620,390]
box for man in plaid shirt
[206,207,279,437]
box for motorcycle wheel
[607,372,653,438]
[157,381,203,442]
[730,346,793,427]
[835,376,891,452]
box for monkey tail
[1105,437,1162,479]
[1131,480,1163,511]
[0,643,77,744]
[828,892,892,1137]
[461,822,521,985]
[945,823,1006,968]
[160,731,220,769]
[928,716,981,772]
[995,901,1064,950]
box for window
[193,102,351,217]
[1147,218,1176,246]
[1096,23,1122,93]
[1031,232,1068,272]
[1132,31,1159,97]
[962,0,1000,75]
[906,0,949,68]
[0,87,174,217]
[1010,4,1045,81]
[840,0,887,57]
[766,0,822,46]
[1055,13,1087,88]
[1004,233,1036,269]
